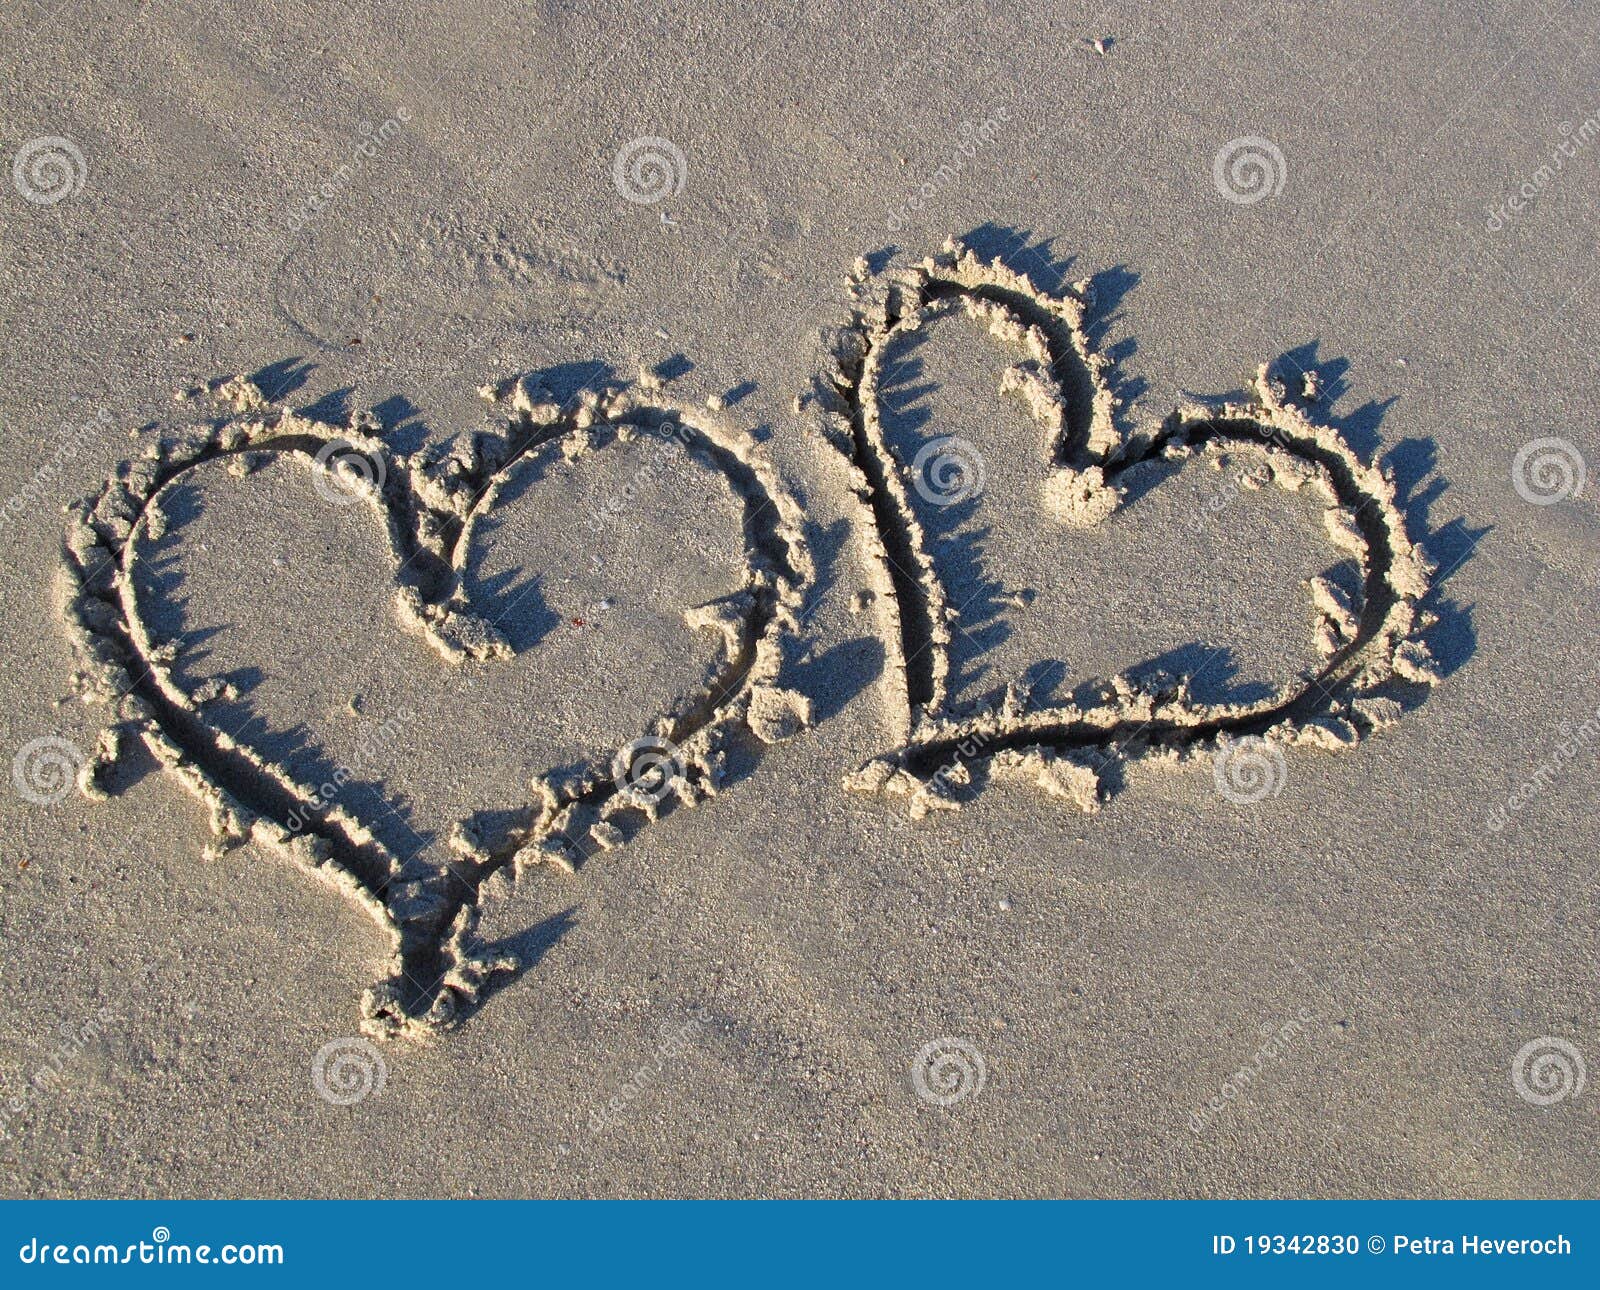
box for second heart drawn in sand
[812,241,1444,817]
[59,376,814,1039]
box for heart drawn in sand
[57,237,1448,1042]
[60,375,813,1039]
[813,242,1443,818]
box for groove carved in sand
[813,240,1442,818]
[58,375,813,1039]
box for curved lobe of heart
[131,444,742,872]
[872,304,1337,715]
[59,376,813,1040]
[815,240,1443,817]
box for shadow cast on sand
[102,357,889,1027]
[453,907,579,1025]
[832,226,1476,810]
[82,221,1479,1025]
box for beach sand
[1,1,1596,1197]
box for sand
[1,1,1597,1197]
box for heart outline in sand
[60,374,814,1039]
[812,241,1443,817]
